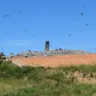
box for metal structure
[45,41,50,51]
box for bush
[0,60,3,65]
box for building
[45,41,50,51]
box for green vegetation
[0,60,96,96]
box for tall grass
[0,60,96,95]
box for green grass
[0,60,96,95]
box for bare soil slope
[11,54,96,67]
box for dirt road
[10,54,96,67]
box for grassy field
[0,60,96,96]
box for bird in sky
[24,29,26,32]
[81,12,83,16]
[68,34,71,36]
[7,33,9,35]
[4,15,10,18]
[82,6,84,8]
[7,15,10,17]
[85,24,89,26]
[4,15,6,18]
[19,12,22,14]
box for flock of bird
[3,12,36,36]
[81,5,89,26]
[68,5,89,37]
[3,12,21,35]
[3,5,89,37]
[3,12,21,18]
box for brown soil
[10,54,96,68]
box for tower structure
[45,41,50,51]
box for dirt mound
[11,54,96,67]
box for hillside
[11,54,96,67]
[1,60,96,95]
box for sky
[0,0,96,56]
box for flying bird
[82,6,84,8]
[81,12,83,16]
[19,12,22,14]
[4,15,6,17]
[85,24,89,26]
[7,33,9,35]
[4,15,10,18]
[68,34,71,36]
[24,30,26,32]
[7,15,10,17]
